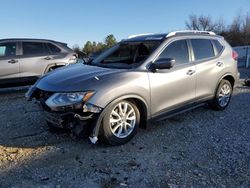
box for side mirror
[150,58,175,71]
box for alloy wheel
[218,83,231,107]
[109,101,136,138]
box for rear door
[0,42,19,80]
[18,42,51,78]
[190,38,223,101]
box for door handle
[186,69,196,75]
[8,59,18,64]
[44,56,52,60]
[216,62,224,67]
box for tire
[101,100,140,146]
[209,79,233,111]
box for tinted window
[0,42,16,57]
[212,40,223,54]
[47,43,61,53]
[191,39,214,60]
[158,40,189,64]
[22,42,50,56]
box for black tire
[209,79,232,111]
[101,100,140,146]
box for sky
[0,0,249,47]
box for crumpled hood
[36,63,124,92]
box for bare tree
[198,15,213,30]
[185,13,250,46]
[185,14,222,32]
[215,18,226,33]
[72,44,80,52]
[185,14,199,30]
[230,14,242,33]
[227,14,244,46]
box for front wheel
[209,79,233,111]
[101,100,140,145]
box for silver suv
[26,31,240,145]
[0,38,77,85]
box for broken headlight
[45,91,94,110]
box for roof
[0,38,66,45]
[124,30,220,42]
[125,33,168,42]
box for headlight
[45,91,94,109]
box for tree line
[185,12,250,47]
[72,34,117,57]
[73,12,250,56]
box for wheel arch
[218,73,235,88]
[90,94,150,141]
[44,63,65,74]
[212,73,235,99]
[209,73,234,111]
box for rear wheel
[101,100,140,145]
[209,79,232,110]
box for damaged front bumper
[44,110,94,129]
[26,87,103,143]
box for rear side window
[191,39,215,60]
[22,42,50,56]
[158,40,189,64]
[212,40,223,54]
[0,42,16,57]
[47,43,61,54]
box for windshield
[91,41,161,69]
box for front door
[149,39,196,118]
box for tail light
[232,51,238,61]
[73,53,78,58]
[68,54,78,64]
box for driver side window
[158,40,189,65]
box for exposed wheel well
[222,75,235,88]
[126,98,148,129]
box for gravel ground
[0,84,250,188]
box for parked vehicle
[0,38,77,86]
[26,31,240,145]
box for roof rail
[166,30,216,37]
[128,33,155,39]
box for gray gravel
[0,85,250,188]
